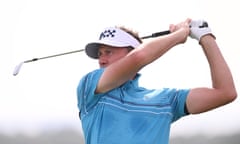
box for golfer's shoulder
[82,68,105,81]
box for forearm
[186,35,237,114]
[200,35,237,95]
[134,28,187,66]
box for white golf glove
[190,20,215,42]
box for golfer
[77,18,237,144]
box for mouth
[99,62,108,68]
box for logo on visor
[99,29,116,40]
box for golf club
[13,30,170,76]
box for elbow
[229,89,237,102]
[224,88,237,103]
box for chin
[100,65,106,68]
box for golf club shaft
[13,30,170,76]
[24,49,85,63]
[23,30,170,63]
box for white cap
[85,27,141,59]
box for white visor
[85,27,141,59]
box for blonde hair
[116,26,143,44]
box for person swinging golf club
[77,18,237,144]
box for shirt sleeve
[77,68,104,118]
[171,88,190,122]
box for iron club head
[13,61,24,76]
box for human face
[98,45,130,68]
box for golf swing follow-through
[13,19,237,144]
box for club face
[13,62,24,76]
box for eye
[98,49,113,57]
[105,49,113,56]
[97,51,102,57]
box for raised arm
[96,19,191,93]
[186,21,237,114]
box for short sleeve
[171,89,190,122]
[77,68,104,118]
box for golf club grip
[152,30,170,37]
[141,30,170,39]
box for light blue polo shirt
[77,68,190,144]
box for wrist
[199,34,216,45]
[173,28,189,44]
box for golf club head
[13,62,24,76]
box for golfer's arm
[186,35,237,114]
[96,29,187,93]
